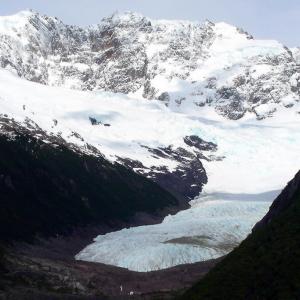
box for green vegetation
[0,133,177,242]
[180,175,300,300]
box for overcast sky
[0,0,299,47]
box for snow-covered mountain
[0,10,300,272]
[1,10,300,121]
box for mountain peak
[0,9,61,36]
[0,9,35,31]
[7,9,36,18]
[0,10,298,121]
[108,11,147,21]
[99,11,151,30]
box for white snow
[0,10,34,38]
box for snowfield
[0,70,207,172]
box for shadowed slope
[0,123,178,242]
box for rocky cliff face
[1,10,299,120]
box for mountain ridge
[1,10,299,120]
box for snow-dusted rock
[1,10,299,120]
[0,69,218,199]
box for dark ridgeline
[0,129,178,242]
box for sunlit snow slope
[0,70,207,170]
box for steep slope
[180,171,300,300]
[0,116,178,242]
[0,10,299,120]
[0,69,215,200]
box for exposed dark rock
[143,80,157,99]
[152,157,207,200]
[119,144,210,200]
[88,117,101,125]
[157,92,170,104]
[183,135,217,152]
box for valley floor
[0,224,219,299]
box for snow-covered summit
[1,10,299,120]
[0,10,62,41]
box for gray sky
[0,0,299,47]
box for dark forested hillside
[0,131,178,242]
[180,171,300,300]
